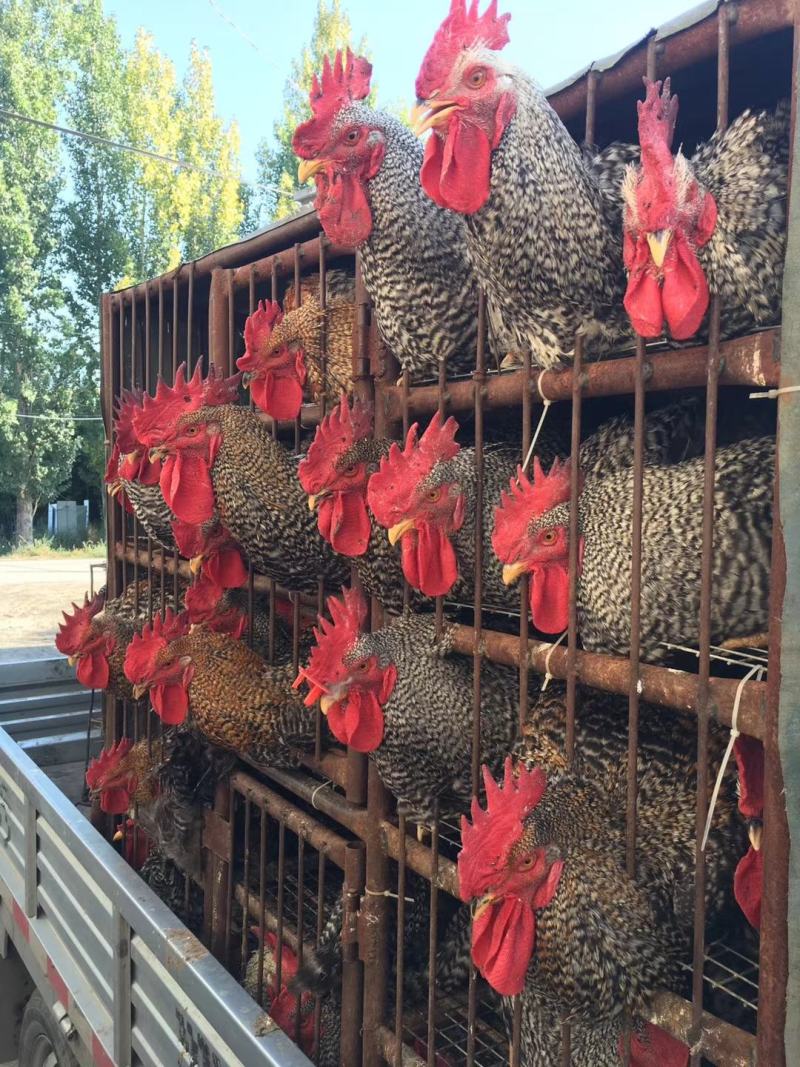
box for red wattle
[76,650,110,690]
[529,560,574,634]
[421,117,492,215]
[317,171,374,247]
[160,452,215,525]
[262,369,305,421]
[661,234,709,341]
[624,241,664,338]
[151,682,190,725]
[621,1022,690,1067]
[400,523,459,597]
[317,492,371,557]
[733,735,764,819]
[734,845,763,929]
[99,785,132,815]
[471,896,535,996]
[326,689,385,752]
[206,545,248,588]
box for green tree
[0,0,80,543]
[252,0,370,223]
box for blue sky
[105,0,699,183]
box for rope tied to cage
[540,629,568,691]
[310,778,334,810]
[522,369,553,471]
[700,662,764,852]
[749,384,800,400]
[364,887,415,903]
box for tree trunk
[15,490,33,546]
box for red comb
[114,389,144,453]
[638,78,679,172]
[293,586,367,706]
[458,757,547,901]
[239,300,283,365]
[416,0,511,99]
[491,460,575,563]
[184,576,246,639]
[293,50,373,158]
[298,393,373,494]
[55,591,105,656]
[85,738,135,814]
[367,412,460,529]
[123,608,189,684]
[133,362,240,444]
[734,735,765,820]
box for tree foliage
[252,0,371,223]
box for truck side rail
[0,725,311,1067]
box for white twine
[749,384,800,400]
[364,887,415,903]
[540,630,568,691]
[522,371,553,472]
[310,778,333,810]
[700,663,764,852]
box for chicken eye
[184,426,199,436]
[541,529,557,545]
[343,464,359,477]
[358,661,369,672]
[466,67,487,89]
[427,488,441,503]
[517,855,534,870]
[344,128,360,145]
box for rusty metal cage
[99,2,798,1063]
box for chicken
[136,400,350,595]
[366,400,701,609]
[294,587,518,820]
[732,734,765,929]
[292,49,490,379]
[297,394,415,612]
[56,581,183,701]
[139,849,204,935]
[458,758,692,1065]
[171,518,249,590]
[238,270,355,420]
[493,435,774,660]
[622,78,787,342]
[86,731,233,877]
[243,930,319,1059]
[123,609,315,767]
[413,0,637,369]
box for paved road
[0,558,106,661]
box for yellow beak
[388,517,416,547]
[112,828,125,843]
[67,655,78,668]
[298,158,328,184]
[502,561,529,586]
[473,893,498,921]
[132,683,148,701]
[646,229,673,269]
[748,822,763,852]
[308,495,318,512]
[189,555,204,576]
[320,694,336,715]
[149,447,167,463]
[410,99,461,137]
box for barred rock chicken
[123,609,315,767]
[298,395,414,612]
[493,436,774,659]
[292,49,489,379]
[294,587,518,819]
[366,400,701,609]
[237,271,355,420]
[56,581,183,701]
[171,517,249,590]
[137,401,350,595]
[139,849,204,935]
[458,759,692,1065]
[414,0,639,368]
[623,78,787,341]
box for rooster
[366,400,700,609]
[244,930,321,1059]
[413,0,638,369]
[298,394,415,612]
[493,435,774,659]
[622,78,787,342]
[292,49,490,379]
[137,400,350,595]
[56,581,182,701]
[294,586,518,820]
[732,734,765,929]
[238,271,355,421]
[123,609,315,767]
[139,849,205,935]
[458,758,694,1065]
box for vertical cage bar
[293,243,302,453]
[341,841,365,1067]
[565,335,584,765]
[426,804,440,1067]
[471,292,487,795]
[394,814,407,1067]
[187,261,195,369]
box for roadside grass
[0,535,106,560]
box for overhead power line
[0,106,220,177]
[13,413,103,422]
[208,0,269,57]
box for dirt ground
[0,558,106,662]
